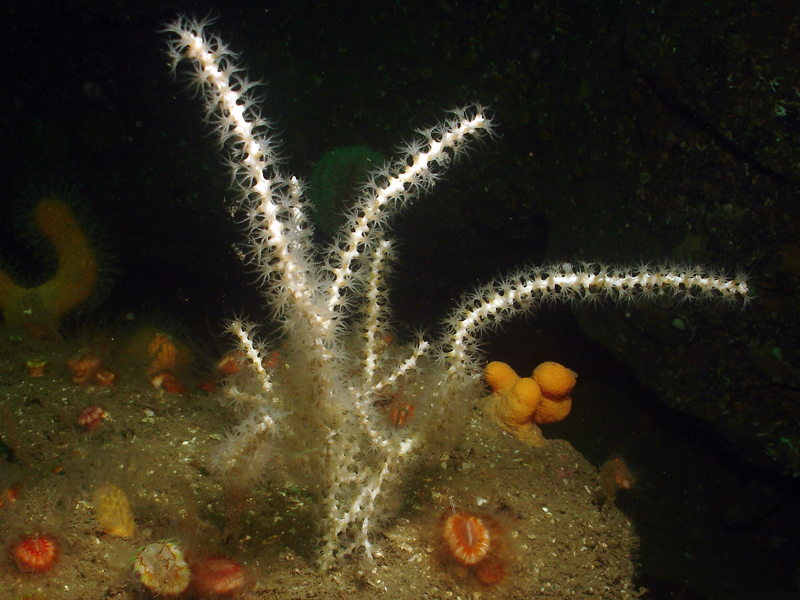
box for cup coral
[0,195,102,337]
[192,556,246,595]
[132,541,191,596]
[439,507,512,586]
[25,358,47,377]
[66,350,103,385]
[78,405,109,430]
[10,533,60,573]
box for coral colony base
[163,16,749,570]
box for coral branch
[164,16,748,570]
[444,262,749,379]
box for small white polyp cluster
[164,16,748,570]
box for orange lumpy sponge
[484,361,544,446]
[0,196,98,336]
[531,361,577,425]
[484,361,520,397]
[483,360,577,447]
[502,378,542,427]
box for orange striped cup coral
[11,534,60,573]
[66,351,103,385]
[78,405,109,430]
[192,556,247,595]
[438,505,512,586]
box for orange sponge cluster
[0,196,98,337]
[483,360,577,447]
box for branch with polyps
[165,16,748,570]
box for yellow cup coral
[0,196,99,337]
[483,360,577,447]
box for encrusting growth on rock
[599,456,635,502]
[484,361,577,447]
[93,484,135,538]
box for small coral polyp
[132,541,191,596]
[192,556,246,595]
[25,358,47,377]
[150,372,186,394]
[66,350,115,386]
[11,534,60,573]
[440,508,510,585]
[78,405,109,430]
[442,511,492,566]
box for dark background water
[2,1,800,598]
